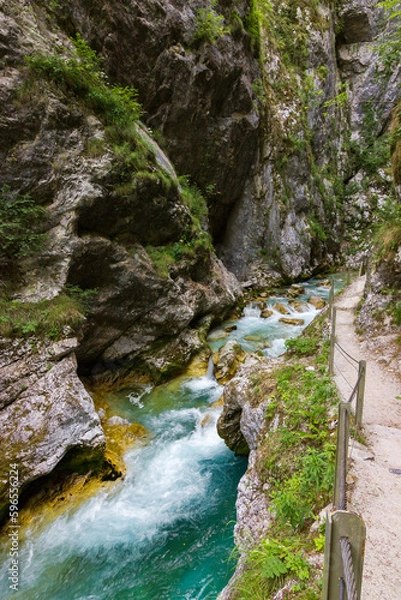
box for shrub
[285,335,319,356]
[0,186,46,262]
[26,34,141,127]
[194,3,228,43]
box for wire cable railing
[323,295,366,600]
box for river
[0,277,344,600]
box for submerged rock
[288,284,305,298]
[289,300,310,313]
[224,325,237,333]
[279,317,305,326]
[273,302,290,315]
[308,295,326,309]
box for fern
[261,554,288,579]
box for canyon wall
[1,0,400,526]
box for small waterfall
[243,303,261,318]
[206,355,216,381]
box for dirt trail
[332,276,401,600]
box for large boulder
[0,337,105,524]
[212,339,245,385]
[217,355,275,454]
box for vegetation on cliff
[231,316,340,599]
[0,185,46,266]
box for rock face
[37,0,261,242]
[217,356,279,599]
[0,0,245,518]
[0,337,105,523]
[0,0,242,380]
[217,355,274,454]
[220,0,401,283]
[220,2,346,281]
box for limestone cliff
[0,0,246,519]
[220,0,401,283]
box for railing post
[329,281,334,321]
[359,258,366,277]
[355,360,366,428]
[323,510,366,600]
[329,307,337,377]
[334,402,350,511]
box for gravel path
[332,276,401,600]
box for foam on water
[127,384,153,408]
[0,276,346,600]
[0,377,240,600]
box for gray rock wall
[220,0,401,283]
[34,0,262,242]
[0,0,244,515]
[0,337,105,523]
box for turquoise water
[0,275,345,600]
[0,374,246,600]
[208,276,345,355]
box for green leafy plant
[237,537,311,599]
[285,335,319,356]
[27,34,141,127]
[194,2,228,43]
[0,186,46,262]
[376,1,401,75]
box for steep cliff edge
[0,0,246,520]
[221,0,401,283]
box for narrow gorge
[1,0,401,598]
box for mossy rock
[279,317,305,326]
[212,340,245,384]
[273,302,290,314]
[307,295,326,309]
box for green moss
[145,230,212,279]
[85,138,106,157]
[0,287,96,340]
[245,0,262,56]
